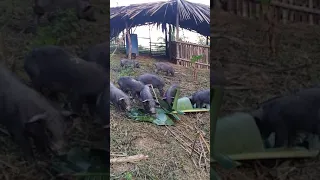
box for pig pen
[212,11,320,179]
[110,54,210,179]
[0,0,109,179]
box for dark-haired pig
[81,41,109,71]
[189,89,210,108]
[250,88,320,148]
[0,64,77,160]
[140,85,158,115]
[163,84,179,106]
[24,45,108,116]
[110,83,132,112]
[95,85,110,128]
[118,76,144,100]
[154,62,174,76]
[120,59,140,68]
[32,0,96,28]
[137,73,165,95]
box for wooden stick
[110,154,149,163]
[149,84,159,102]
[189,132,200,158]
[199,133,210,153]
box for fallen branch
[110,154,149,163]
[199,132,210,153]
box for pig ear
[28,113,48,123]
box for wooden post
[227,0,233,13]
[242,0,248,17]
[165,24,168,57]
[309,0,314,25]
[282,0,288,24]
[256,2,260,19]
[169,25,172,60]
[149,25,151,55]
[289,0,294,22]
[125,22,132,59]
[175,8,180,61]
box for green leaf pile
[51,147,109,179]
[126,86,209,126]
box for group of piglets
[0,41,111,161]
[250,87,320,149]
[111,73,163,115]
[111,58,210,115]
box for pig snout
[150,107,156,114]
[50,140,68,156]
[125,103,132,112]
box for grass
[110,54,210,179]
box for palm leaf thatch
[110,0,210,38]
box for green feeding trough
[126,88,209,126]
[212,112,320,162]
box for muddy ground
[212,10,320,180]
[0,0,109,179]
[110,54,210,179]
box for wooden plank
[176,58,210,66]
[175,41,209,48]
[211,150,319,162]
[271,1,320,15]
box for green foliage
[191,55,203,63]
[118,66,137,77]
[27,9,81,51]
[51,147,109,179]
[125,172,133,180]
[126,87,207,125]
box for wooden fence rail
[170,41,210,69]
[224,0,320,25]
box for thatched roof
[110,0,210,38]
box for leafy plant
[51,147,109,180]
[190,55,203,81]
[26,9,81,51]
[126,87,208,125]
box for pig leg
[86,95,98,116]
[69,93,85,114]
[159,88,164,96]
[8,123,34,161]
[195,101,201,108]
[274,123,289,148]
[25,122,48,154]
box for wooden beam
[271,1,320,15]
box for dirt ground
[212,10,320,180]
[110,54,210,179]
[0,0,109,179]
